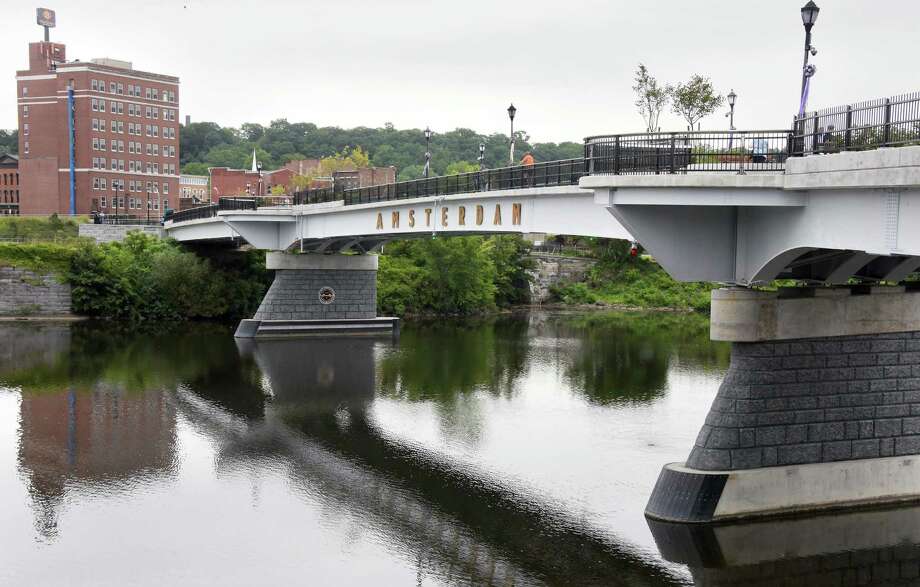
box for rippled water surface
[2,312,916,586]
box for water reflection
[649,506,920,586]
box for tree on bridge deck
[671,74,725,132]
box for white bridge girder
[582,147,920,285]
[167,185,632,252]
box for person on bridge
[521,152,535,186]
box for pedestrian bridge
[168,92,920,525]
[167,120,920,287]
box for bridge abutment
[235,252,397,338]
[648,286,920,523]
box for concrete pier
[235,252,397,338]
[648,287,920,522]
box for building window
[92,99,98,111]
[117,83,123,95]
[153,126,159,138]
[24,142,29,154]
[110,101,116,114]
[22,86,28,96]
[111,120,117,133]
[109,82,116,93]
[118,121,124,134]
[101,196,107,207]
[91,80,98,91]
[23,124,29,136]
[100,178,107,190]
[99,99,106,111]
[22,106,29,118]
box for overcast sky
[3,0,919,143]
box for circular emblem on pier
[318,287,336,305]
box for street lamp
[256,161,263,197]
[423,126,432,178]
[798,1,819,116]
[726,89,737,130]
[478,142,486,171]
[507,103,516,166]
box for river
[0,311,917,586]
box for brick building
[16,41,180,216]
[0,154,19,215]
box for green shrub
[0,242,76,274]
[68,233,267,322]
[550,282,597,305]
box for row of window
[181,188,206,197]
[90,79,176,103]
[91,137,178,157]
[90,118,176,139]
[1,173,17,186]
[91,99,177,122]
[91,158,177,175]
[1,190,19,204]
[92,177,171,195]
[98,196,166,211]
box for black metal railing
[792,91,920,156]
[165,203,218,223]
[584,130,792,175]
[218,197,259,211]
[292,187,341,206]
[344,158,585,205]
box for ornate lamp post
[257,161,263,197]
[423,126,432,178]
[478,142,486,171]
[726,89,737,130]
[799,1,819,116]
[507,103,516,166]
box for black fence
[292,187,341,206]
[344,159,586,205]
[584,130,793,175]
[165,203,218,223]
[792,91,920,155]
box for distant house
[0,153,19,215]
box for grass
[0,242,79,274]
[0,215,89,242]
[552,255,715,312]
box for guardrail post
[614,136,621,175]
[844,105,853,149]
[669,133,676,174]
[587,144,594,175]
[810,112,819,155]
[883,98,892,145]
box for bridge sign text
[375,203,522,231]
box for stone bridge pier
[235,252,398,338]
[647,286,920,523]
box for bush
[377,235,529,316]
[68,233,267,321]
[550,282,597,305]
[0,242,76,274]
[0,214,86,241]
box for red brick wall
[17,42,180,215]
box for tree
[181,162,209,176]
[671,75,724,131]
[633,64,671,133]
[445,161,479,175]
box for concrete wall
[527,253,596,303]
[0,267,71,316]
[78,223,164,243]
[253,269,377,321]
[688,332,920,471]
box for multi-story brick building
[16,41,180,216]
[0,154,19,215]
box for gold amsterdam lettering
[408,209,415,227]
[376,212,384,230]
[425,208,432,227]
[493,204,502,225]
[458,206,466,226]
[475,205,484,226]
[441,207,449,227]
[391,211,400,229]
[512,203,522,225]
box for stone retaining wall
[253,269,377,321]
[78,224,164,243]
[688,331,920,470]
[0,267,71,316]
[527,254,596,303]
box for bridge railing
[343,158,586,205]
[165,203,218,224]
[584,130,793,175]
[792,91,920,155]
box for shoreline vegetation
[0,217,714,321]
